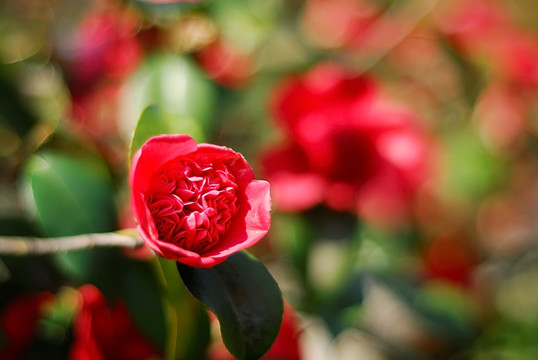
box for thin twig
[356,0,439,74]
[0,231,144,256]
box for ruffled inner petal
[145,155,239,254]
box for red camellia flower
[70,285,161,360]
[130,134,271,268]
[262,64,431,226]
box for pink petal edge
[201,179,271,261]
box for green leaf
[122,259,168,351]
[120,54,216,138]
[177,251,283,360]
[0,65,37,137]
[157,257,211,360]
[129,105,204,160]
[411,283,476,343]
[23,151,116,236]
[22,151,117,280]
[441,131,504,204]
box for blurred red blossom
[54,3,143,140]
[54,5,142,95]
[262,63,432,226]
[195,38,254,88]
[130,134,271,268]
[300,0,380,49]
[474,83,527,152]
[0,292,53,360]
[438,0,538,87]
[423,230,478,286]
[69,83,123,139]
[70,285,161,360]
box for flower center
[146,156,239,253]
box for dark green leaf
[22,151,117,280]
[0,65,37,136]
[122,259,168,351]
[177,251,283,360]
[23,151,116,237]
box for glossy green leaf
[129,105,204,160]
[177,251,283,360]
[122,259,168,351]
[120,54,216,138]
[23,151,116,236]
[22,151,117,280]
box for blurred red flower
[55,6,142,95]
[130,134,271,268]
[69,83,122,139]
[54,4,143,141]
[262,63,432,226]
[474,83,526,152]
[70,285,161,360]
[0,292,53,360]
[300,0,380,49]
[195,38,254,88]
[439,0,538,87]
[423,230,478,286]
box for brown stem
[0,231,144,256]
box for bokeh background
[2,0,538,359]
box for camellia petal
[130,134,271,267]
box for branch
[356,0,439,73]
[0,231,145,256]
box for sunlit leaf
[129,105,204,160]
[120,54,216,139]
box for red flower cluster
[55,6,142,94]
[0,293,53,360]
[262,64,431,225]
[195,38,254,88]
[439,0,538,87]
[70,285,161,360]
[130,134,271,267]
[54,3,143,139]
